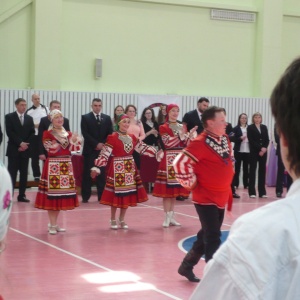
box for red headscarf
[166,103,179,122]
[115,114,130,131]
[117,114,130,124]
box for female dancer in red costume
[152,104,198,227]
[35,109,81,234]
[91,114,162,230]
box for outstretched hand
[91,169,100,179]
[72,132,79,143]
[189,126,198,140]
[156,149,164,162]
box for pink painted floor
[0,186,283,300]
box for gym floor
[0,186,282,300]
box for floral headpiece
[49,109,63,121]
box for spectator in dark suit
[81,98,113,203]
[5,98,35,202]
[182,97,210,135]
[38,100,70,161]
[0,124,2,145]
[247,112,270,198]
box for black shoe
[176,196,185,201]
[276,193,282,198]
[233,193,240,199]
[18,196,30,203]
[178,265,200,282]
[34,177,40,182]
[82,199,89,203]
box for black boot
[178,249,201,282]
[178,261,200,282]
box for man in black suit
[5,98,35,202]
[81,98,113,203]
[38,100,70,161]
[182,97,210,135]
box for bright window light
[99,282,156,293]
[81,271,141,284]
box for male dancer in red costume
[173,106,234,282]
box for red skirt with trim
[153,150,190,198]
[35,157,79,211]
[100,156,148,208]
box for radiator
[0,89,273,166]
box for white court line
[9,227,183,300]
[12,202,234,228]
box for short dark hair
[201,106,224,128]
[92,98,102,103]
[49,100,61,108]
[198,97,209,104]
[270,57,300,176]
[15,98,26,105]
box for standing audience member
[157,104,167,125]
[5,98,35,202]
[35,110,81,234]
[231,113,250,197]
[182,97,210,135]
[274,124,292,197]
[189,56,300,300]
[0,124,2,145]
[141,107,159,147]
[153,104,197,228]
[25,93,49,181]
[173,106,234,283]
[112,105,124,129]
[91,114,162,229]
[81,98,113,203]
[125,104,146,169]
[247,112,270,198]
[38,100,70,161]
[140,107,160,192]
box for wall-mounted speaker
[95,58,102,78]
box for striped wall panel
[0,89,273,166]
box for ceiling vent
[211,9,256,23]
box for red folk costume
[35,130,81,210]
[173,131,234,209]
[153,121,190,198]
[94,132,158,208]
